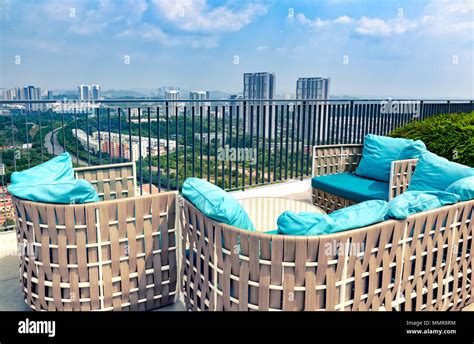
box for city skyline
[0,0,473,98]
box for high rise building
[296,77,330,100]
[165,90,180,114]
[243,72,276,137]
[78,85,91,101]
[91,85,101,100]
[243,72,275,100]
[47,90,54,99]
[189,90,208,109]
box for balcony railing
[0,98,473,230]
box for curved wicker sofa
[312,144,418,213]
[181,197,473,311]
[12,162,179,311]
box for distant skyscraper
[3,85,43,110]
[296,77,330,100]
[47,90,54,99]
[243,72,275,100]
[78,85,91,101]
[243,72,276,137]
[91,85,101,100]
[189,90,208,109]
[165,90,180,114]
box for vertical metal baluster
[226,104,230,186]
[285,104,289,180]
[86,110,90,164]
[24,109,30,167]
[128,108,133,163]
[50,110,55,156]
[236,104,240,189]
[183,106,187,180]
[74,108,79,165]
[221,105,226,189]
[295,103,301,178]
[214,105,218,185]
[261,104,266,185]
[96,108,102,164]
[166,102,170,191]
[316,103,322,146]
[279,104,284,181]
[268,103,273,183]
[300,101,306,179]
[273,103,278,182]
[207,105,211,182]
[256,105,260,184]
[118,108,122,163]
[305,102,316,175]
[200,105,204,180]
[290,104,295,178]
[157,106,161,192]
[241,102,246,189]
[38,110,44,162]
[191,106,195,177]
[148,107,152,193]
[249,104,254,186]
[107,108,112,164]
[175,105,179,190]
[137,107,143,195]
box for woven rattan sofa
[12,162,179,311]
[181,190,473,312]
[181,197,473,311]
[311,144,418,213]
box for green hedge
[390,111,474,167]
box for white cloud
[297,0,473,37]
[152,0,268,32]
[355,17,417,36]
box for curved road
[44,128,88,166]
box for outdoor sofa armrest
[312,144,363,177]
[389,158,418,200]
[74,162,137,200]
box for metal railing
[0,98,473,230]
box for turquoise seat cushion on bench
[312,173,389,202]
[445,176,474,201]
[8,152,99,204]
[182,178,255,231]
[277,200,389,236]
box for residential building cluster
[73,129,177,162]
[2,85,53,110]
[78,85,101,101]
[0,187,14,227]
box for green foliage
[390,111,474,167]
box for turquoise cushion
[312,173,389,202]
[10,152,74,184]
[397,140,427,160]
[355,134,425,182]
[277,200,389,236]
[408,151,474,192]
[387,191,460,220]
[8,179,99,204]
[445,176,474,201]
[182,178,255,231]
[8,153,99,204]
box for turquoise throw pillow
[408,151,474,192]
[397,140,427,160]
[8,152,99,204]
[355,134,425,183]
[10,152,74,185]
[387,191,460,220]
[277,200,389,236]
[445,176,474,201]
[9,179,99,204]
[182,178,255,231]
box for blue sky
[0,0,473,98]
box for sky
[0,0,473,98]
